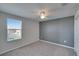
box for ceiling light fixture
[40,11,46,19]
[38,8,48,19]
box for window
[7,18,22,41]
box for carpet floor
[1,40,75,56]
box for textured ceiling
[0,3,79,21]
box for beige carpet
[1,40,75,56]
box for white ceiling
[0,3,79,21]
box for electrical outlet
[64,41,67,43]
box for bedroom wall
[74,9,79,56]
[0,12,39,54]
[40,16,74,47]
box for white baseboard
[40,40,74,49]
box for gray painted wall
[40,16,74,47]
[0,12,39,54]
[74,9,79,55]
